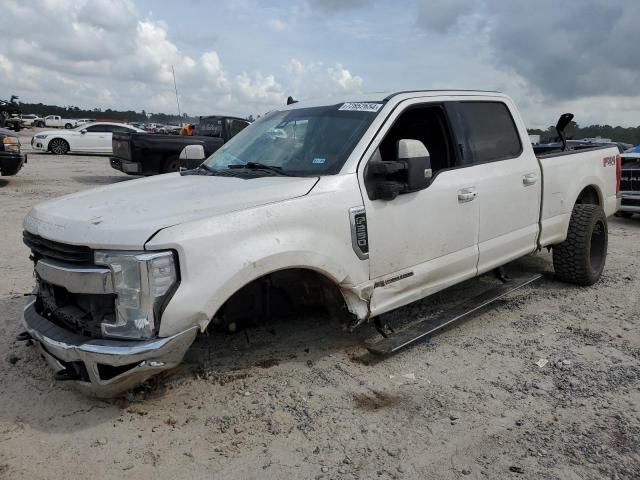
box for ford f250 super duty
[18,91,621,397]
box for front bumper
[23,298,197,398]
[30,136,47,151]
[110,157,141,174]
[0,151,26,175]
[619,193,640,213]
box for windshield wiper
[199,163,218,173]
[227,162,293,176]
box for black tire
[64,123,72,129]
[49,138,69,155]
[161,156,180,173]
[615,211,633,218]
[553,204,608,286]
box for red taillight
[616,154,621,193]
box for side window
[228,119,249,137]
[85,125,106,132]
[457,102,522,164]
[377,104,455,175]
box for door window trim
[448,100,523,166]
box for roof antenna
[172,65,182,119]
[286,96,298,105]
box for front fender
[147,176,370,337]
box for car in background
[33,115,80,129]
[20,114,42,127]
[110,115,250,175]
[31,122,146,155]
[617,152,640,218]
[0,127,26,176]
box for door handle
[522,173,538,186]
[458,187,478,203]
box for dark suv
[618,153,640,218]
[0,127,26,176]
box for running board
[366,273,543,356]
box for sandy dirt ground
[0,129,639,479]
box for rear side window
[228,119,250,137]
[457,102,522,164]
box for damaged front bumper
[22,297,197,398]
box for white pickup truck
[19,90,621,397]
[34,115,78,129]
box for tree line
[15,102,255,125]
[528,121,640,146]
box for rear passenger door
[449,100,541,274]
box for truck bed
[537,145,619,248]
[111,132,224,175]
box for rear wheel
[552,204,608,286]
[615,211,633,218]
[161,156,180,173]
[49,138,69,155]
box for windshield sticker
[312,157,326,164]
[338,102,383,113]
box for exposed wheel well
[209,268,351,332]
[575,185,601,206]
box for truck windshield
[202,104,381,175]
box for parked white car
[31,122,146,155]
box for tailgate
[112,132,133,160]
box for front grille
[621,197,640,207]
[620,167,640,193]
[23,231,93,264]
[36,278,115,338]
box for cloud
[0,0,366,116]
[307,0,372,13]
[286,59,363,99]
[415,0,475,33]
[267,18,287,32]
[415,0,640,101]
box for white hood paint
[24,173,319,249]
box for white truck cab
[20,91,621,396]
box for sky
[1,0,639,128]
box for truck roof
[281,90,506,110]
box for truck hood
[24,173,319,249]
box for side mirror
[179,144,206,171]
[80,129,87,134]
[398,139,432,192]
[364,139,432,201]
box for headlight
[34,134,48,139]
[95,250,178,339]
[3,136,20,153]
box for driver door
[77,125,109,152]
[358,99,480,316]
